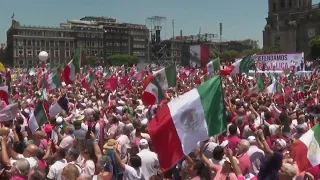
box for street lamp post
[38,51,48,69]
[172,19,175,62]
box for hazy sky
[1,0,320,47]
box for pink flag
[105,77,118,90]
[133,71,143,81]
[0,103,19,122]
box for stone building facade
[5,16,148,68]
[263,0,320,57]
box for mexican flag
[292,124,320,171]
[204,57,221,75]
[62,48,83,84]
[141,64,176,105]
[220,54,256,75]
[49,95,69,117]
[148,75,226,170]
[47,72,62,91]
[82,71,95,90]
[245,75,265,96]
[29,100,49,133]
[181,44,209,68]
[0,86,9,104]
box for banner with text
[255,53,304,71]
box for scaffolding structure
[146,16,172,67]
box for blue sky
[1,0,320,47]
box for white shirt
[246,145,265,175]
[123,164,144,180]
[81,159,95,176]
[47,159,67,180]
[242,125,255,139]
[117,134,131,160]
[137,149,159,180]
[11,154,38,169]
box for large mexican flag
[292,124,320,171]
[148,75,226,170]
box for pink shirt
[59,135,74,149]
[227,135,241,154]
[10,177,27,180]
[212,164,238,180]
[238,154,251,175]
[190,176,201,180]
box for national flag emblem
[148,75,226,170]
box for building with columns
[5,16,148,68]
[263,0,320,57]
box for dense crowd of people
[0,64,319,180]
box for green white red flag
[148,75,226,170]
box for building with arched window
[263,0,320,57]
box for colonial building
[6,16,149,68]
[263,0,320,57]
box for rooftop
[80,16,116,22]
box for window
[27,41,32,46]
[55,51,59,57]
[91,42,94,46]
[100,51,103,56]
[91,51,95,55]
[27,50,32,56]
[280,0,285,8]
[66,42,69,47]
[36,50,40,55]
[66,50,70,58]
[46,41,49,47]
[55,41,59,47]
[36,41,40,46]
[70,42,73,48]
[18,50,23,55]
[87,42,90,47]
[289,0,292,7]
[273,2,276,12]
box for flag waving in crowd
[0,47,318,180]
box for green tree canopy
[106,54,139,66]
[309,36,320,59]
[267,46,282,53]
[86,56,97,66]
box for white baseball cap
[247,136,256,143]
[139,139,148,146]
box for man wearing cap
[137,139,159,180]
[246,136,265,175]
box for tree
[309,36,320,59]
[267,46,282,53]
[218,50,240,62]
[106,54,139,66]
[86,56,97,66]
[240,49,262,56]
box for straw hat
[74,114,85,121]
[103,139,116,149]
